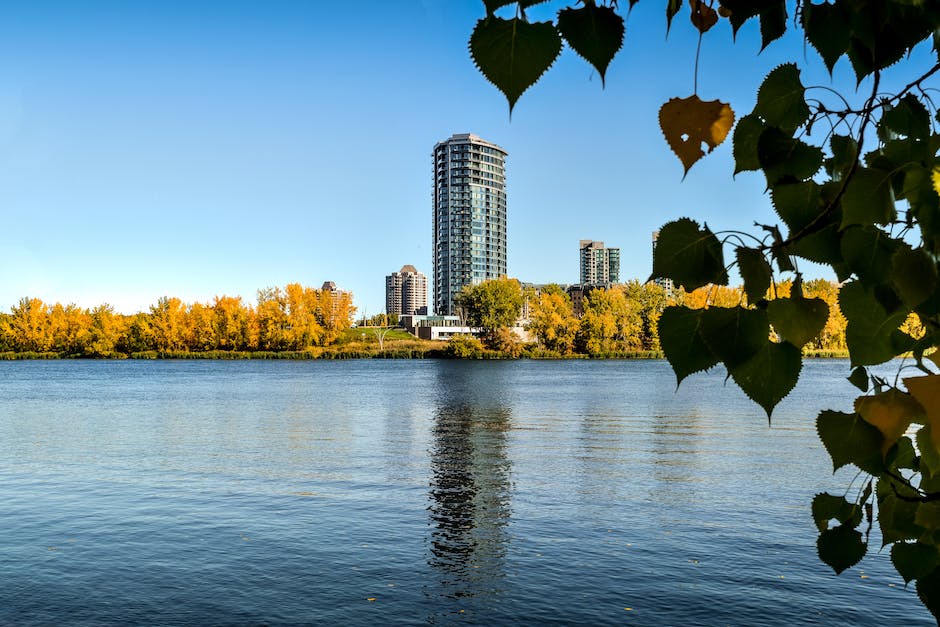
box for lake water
[0,359,929,625]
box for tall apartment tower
[432,133,508,315]
[386,265,428,316]
[579,240,620,286]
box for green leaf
[878,480,926,544]
[881,94,931,141]
[658,306,720,386]
[841,168,897,228]
[758,3,787,50]
[817,524,867,575]
[812,493,863,533]
[848,366,869,393]
[666,0,682,33]
[839,281,910,367]
[728,340,802,417]
[891,542,939,584]
[919,426,940,479]
[816,410,884,474]
[699,306,769,370]
[736,247,772,304]
[917,567,940,624]
[732,114,766,174]
[892,246,939,308]
[470,17,563,114]
[916,502,940,531]
[483,0,550,15]
[802,0,851,74]
[556,4,624,87]
[829,134,858,180]
[757,127,824,184]
[718,0,786,40]
[754,63,809,133]
[839,226,899,286]
[651,218,728,291]
[890,436,918,471]
[767,296,829,347]
[771,181,821,232]
[786,223,845,267]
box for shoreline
[0,349,852,361]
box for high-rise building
[579,240,620,286]
[432,133,508,315]
[386,265,428,316]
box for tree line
[459,277,889,357]
[0,283,355,357]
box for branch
[774,70,882,250]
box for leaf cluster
[466,0,940,618]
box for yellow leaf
[905,374,940,450]
[855,389,925,454]
[659,95,734,175]
[932,167,940,198]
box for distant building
[651,231,675,296]
[433,133,508,315]
[579,240,620,287]
[386,265,428,317]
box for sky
[0,1,935,316]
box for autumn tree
[149,296,186,351]
[5,297,52,353]
[526,285,579,353]
[455,277,524,348]
[85,304,126,358]
[467,0,940,617]
[576,285,641,353]
[621,280,671,351]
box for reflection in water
[426,364,513,613]
[649,412,705,505]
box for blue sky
[0,1,933,316]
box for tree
[85,304,126,357]
[5,297,52,353]
[455,277,524,348]
[576,285,641,353]
[526,287,579,353]
[149,296,186,351]
[467,0,940,618]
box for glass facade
[432,134,507,315]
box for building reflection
[425,363,513,612]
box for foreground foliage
[468,0,940,618]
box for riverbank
[0,345,850,360]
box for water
[0,359,928,625]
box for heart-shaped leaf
[557,4,624,87]
[470,17,562,114]
[659,95,735,175]
[767,295,829,347]
[650,218,729,290]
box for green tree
[455,277,524,348]
[468,0,940,618]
